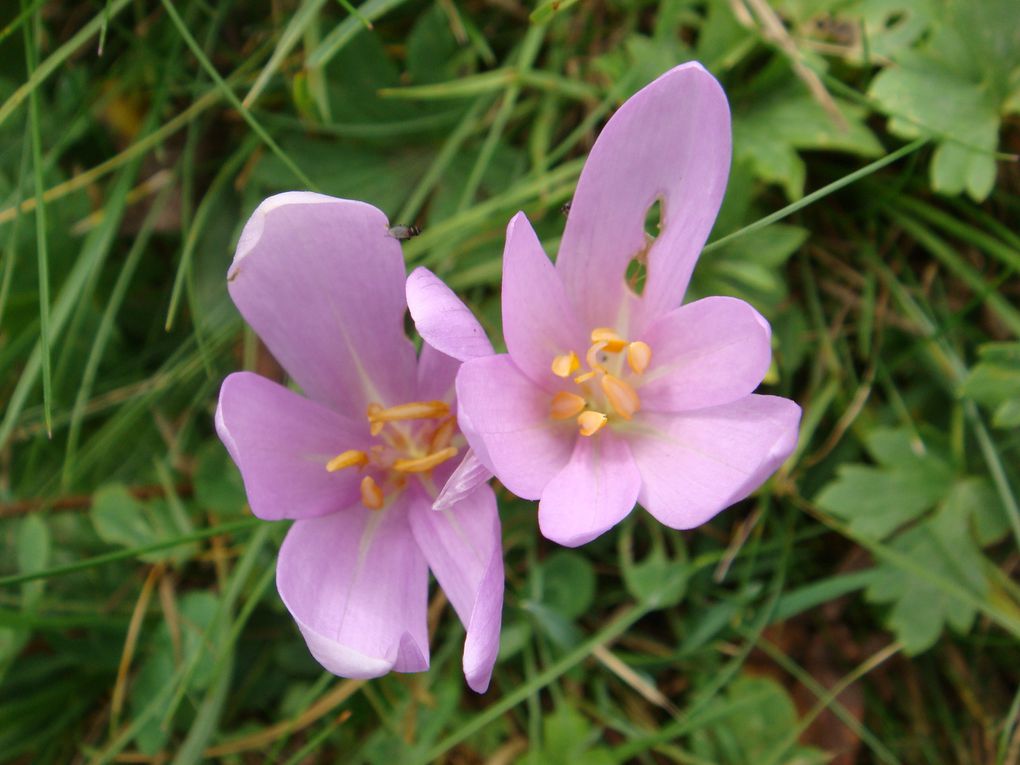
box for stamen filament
[577,410,608,437]
[550,391,586,420]
[326,449,368,472]
[393,447,459,473]
[574,370,598,384]
[627,341,652,375]
[585,341,608,371]
[369,400,450,425]
[429,417,457,452]
[590,327,627,352]
[360,475,384,510]
[551,351,580,378]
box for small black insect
[561,201,572,217]
[388,224,422,241]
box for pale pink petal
[228,192,417,413]
[556,63,731,330]
[215,372,367,521]
[502,212,588,386]
[408,485,503,693]
[407,267,494,362]
[629,395,801,529]
[277,498,429,678]
[456,355,574,499]
[433,450,494,511]
[538,432,641,547]
[416,341,460,402]
[638,297,772,412]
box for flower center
[548,328,652,437]
[324,399,460,510]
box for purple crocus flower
[215,193,502,692]
[408,63,801,547]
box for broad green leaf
[734,83,882,200]
[866,502,988,653]
[539,550,596,619]
[866,0,1020,200]
[91,484,195,564]
[690,675,827,764]
[815,427,955,538]
[193,441,246,517]
[961,342,1020,429]
[518,705,614,765]
[839,0,936,61]
[619,521,687,608]
[131,592,220,754]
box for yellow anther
[590,327,627,353]
[601,374,640,420]
[577,410,608,437]
[429,417,457,452]
[368,400,450,425]
[550,391,586,420]
[627,341,652,375]
[360,475,384,510]
[574,370,597,384]
[326,449,368,472]
[551,351,580,378]
[393,447,459,474]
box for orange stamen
[590,327,627,352]
[627,341,652,375]
[429,417,457,452]
[393,447,459,473]
[577,410,608,437]
[550,391,586,420]
[326,449,368,472]
[601,374,640,420]
[360,475,384,510]
[585,341,608,371]
[369,400,449,426]
[551,351,580,378]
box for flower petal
[433,450,494,512]
[406,267,494,362]
[556,62,731,329]
[538,432,641,547]
[277,499,429,679]
[638,296,772,412]
[456,355,574,500]
[502,212,588,386]
[408,485,503,693]
[629,394,801,529]
[416,341,460,403]
[215,372,367,521]
[228,192,417,413]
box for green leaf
[690,675,827,764]
[520,705,614,765]
[131,592,220,754]
[734,83,882,200]
[193,441,246,517]
[539,551,596,619]
[815,427,955,538]
[91,484,195,564]
[942,477,1011,548]
[961,342,1020,429]
[866,0,1020,200]
[619,521,687,608]
[866,501,988,653]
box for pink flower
[215,193,502,692]
[409,63,801,547]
